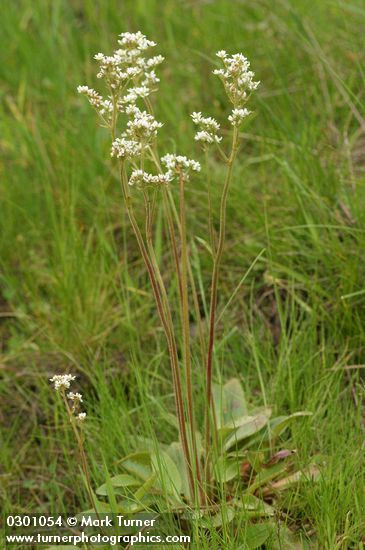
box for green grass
[1,0,365,547]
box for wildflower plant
[49,375,98,514]
[68,32,316,540]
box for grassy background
[1,0,365,547]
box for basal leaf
[270,464,320,491]
[151,450,182,497]
[269,412,312,440]
[213,456,240,483]
[213,377,247,429]
[134,473,158,501]
[240,494,275,517]
[77,500,112,517]
[201,507,235,528]
[224,412,271,451]
[96,474,140,496]
[167,441,191,500]
[247,461,290,494]
[119,451,152,481]
[238,522,275,549]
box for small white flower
[50,374,76,391]
[99,99,113,115]
[118,31,156,52]
[77,86,103,108]
[111,137,141,159]
[77,412,87,422]
[191,112,221,146]
[77,86,114,120]
[228,107,251,126]
[194,130,222,145]
[129,169,171,188]
[67,392,83,402]
[213,51,259,106]
[122,85,151,104]
[216,50,227,59]
[146,55,164,68]
[142,70,160,86]
[161,154,201,180]
[126,107,163,143]
[78,32,164,119]
[191,112,220,132]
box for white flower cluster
[161,154,201,180]
[191,112,221,146]
[228,107,251,126]
[77,32,164,123]
[125,105,163,144]
[50,374,76,391]
[110,137,141,159]
[76,86,113,116]
[67,392,83,402]
[129,169,171,188]
[214,51,259,107]
[94,35,163,94]
[50,374,87,422]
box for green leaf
[269,412,312,440]
[134,473,158,501]
[271,523,310,549]
[119,451,153,481]
[239,494,275,517]
[117,495,156,514]
[201,507,236,528]
[246,450,266,473]
[213,378,247,430]
[167,441,191,500]
[224,412,271,450]
[239,522,274,549]
[195,235,213,256]
[77,500,112,516]
[102,461,118,514]
[247,461,290,494]
[151,450,182,497]
[96,474,140,496]
[270,464,320,491]
[213,456,240,483]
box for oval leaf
[96,474,140,496]
[151,450,182,497]
[167,442,191,500]
[224,413,271,450]
[119,451,152,481]
[270,412,312,440]
[239,522,274,549]
[213,378,247,429]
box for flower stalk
[49,376,100,521]
[178,169,205,503]
[118,162,197,502]
[76,33,259,507]
[204,127,240,478]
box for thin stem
[61,395,101,524]
[178,171,205,504]
[163,186,207,400]
[162,188,183,305]
[119,165,196,502]
[149,145,207,446]
[204,127,240,479]
[110,105,196,499]
[187,255,207,367]
[166,189,207,368]
[205,149,216,255]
